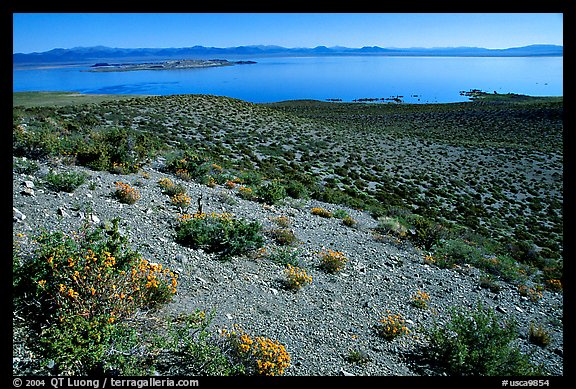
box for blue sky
[12,13,564,54]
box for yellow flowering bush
[410,289,431,309]
[175,168,192,181]
[284,264,312,291]
[111,161,139,175]
[158,177,175,191]
[271,215,292,228]
[311,207,332,218]
[113,181,141,204]
[13,218,178,373]
[517,284,543,302]
[545,278,562,292]
[237,185,257,201]
[223,325,291,376]
[318,248,348,273]
[170,192,192,208]
[376,310,410,340]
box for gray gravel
[12,158,563,376]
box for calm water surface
[13,56,563,104]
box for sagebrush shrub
[423,302,544,375]
[263,246,301,267]
[175,212,264,259]
[45,169,89,193]
[75,127,156,173]
[256,180,287,205]
[268,228,298,246]
[409,215,446,250]
[528,322,552,347]
[165,149,211,181]
[376,216,408,238]
[14,156,40,175]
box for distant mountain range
[13,44,563,65]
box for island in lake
[85,59,256,72]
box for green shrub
[14,157,40,175]
[268,228,298,246]
[175,212,264,259]
[165,149,211,182]
[422,302,544,376]
[151,310,244,375]
[479,275,501,293]
[430,239,528,284]
[284,180,309,199]
[237,170,263,186]
[528,322,552,348]
[332,209,349,219]
[44,169,89,192]
[13,123,61,160]
[431,238,484,268]
[408,215,446,250]
[345,348,371,364]
[267,246,301,267]
[256,180,287,205]
[75,127,156,173]
[376,216,409,238]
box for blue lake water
[12,56,563,104]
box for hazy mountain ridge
[13,44,563,65]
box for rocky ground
[12,157,564,377]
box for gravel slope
[12,158,564,376]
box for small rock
[57,207,70,217]
[88,214,100,224]
[13,207,26,222]
[20,187,35,196]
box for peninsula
[84,59,256,72]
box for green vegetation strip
[13,91,147,107]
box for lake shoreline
[13,90,563,108]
